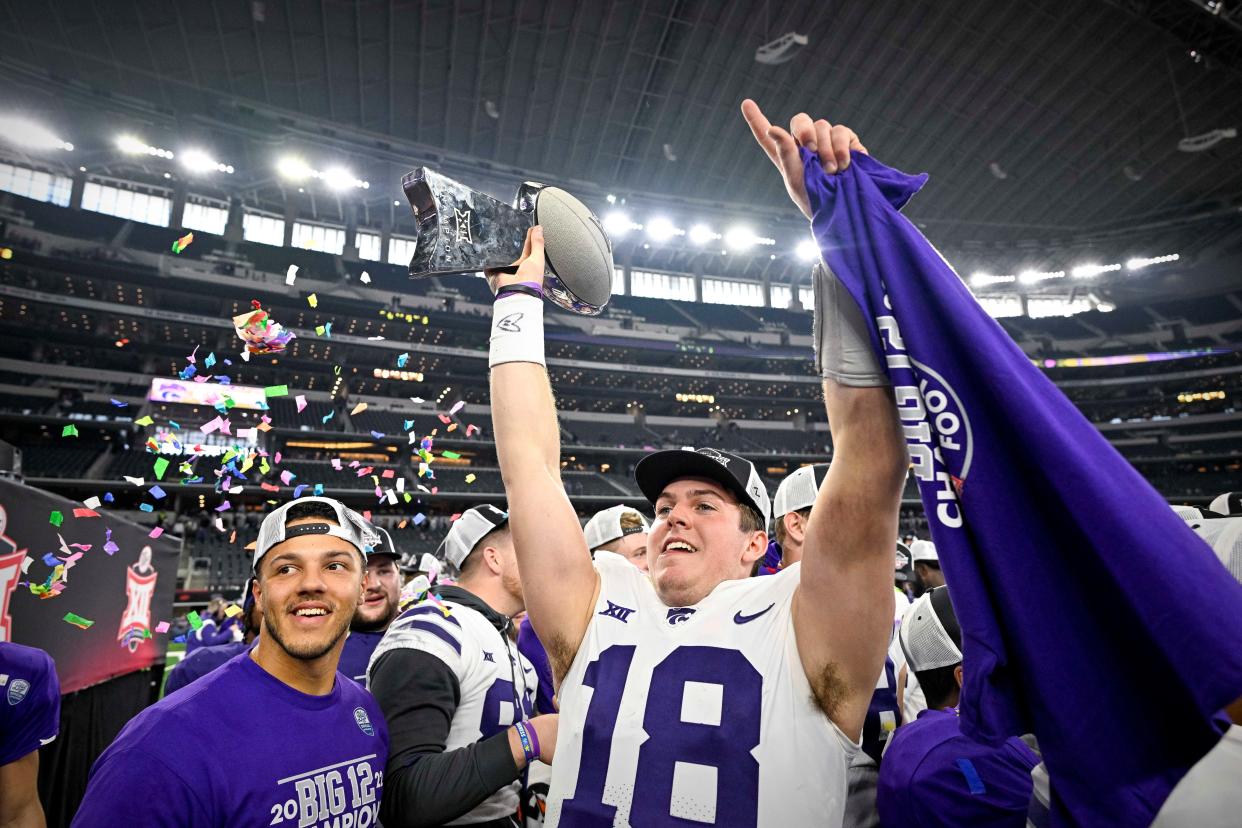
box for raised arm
[488,227,599,680]
[743,99,906,740]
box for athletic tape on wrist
[489,293,545,368]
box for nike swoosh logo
[733,603,775,624]
[39,736,57,746]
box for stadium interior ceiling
[0,0,1239,593]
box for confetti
[63,612,94,629]
[295,395,308,412]
[171,232,194,254]
[465,473,477,484]
[83,496,101,509]
[313,484,324,496]
[265,385,289,398]
[204,352,216,369]
[49,511,63,527]
[442,450,461,459]
[215,501,231,512]
[133,415,154,426]
[280,470,295,485]
[149,527,164,539]
[139,503,154,513]
[149,485,167,500]
[154,621,170,634]
[110,399,129,407]
[410,397,425,404]
[73,508,100,518]
[397,353,409,368]
[322,411,334,425]
[449,400,465,415]
[186,610,203,631]
[234,301,295,355]
[307,293,318,308]
[62,424,79,437]
[103,529,119,555]
[124,475,144,486]
[359,271,371,284]
[153,457,169,480]
[350,402,368,416]
[466,424,479,437]
[224,604,243,618]
[293,483,308,498]
[370,430,385,439]
[285,264,299,286]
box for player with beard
[367,505,555,828]
[73,497,389,827]
[338,525,402,683]
[488,103,907,826]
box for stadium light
[277,156,313,181]
[646,217,682,242]
[1071,262,1122,279]
[688,224,718,245]
[179,148,234,175]
[322,166,362,191]
[724,226,758,250]
[969,272,1015,288]
[1126,253,1180,270]
[1017,269,1065,285]
[116,134,173,159]
[603,211,638,238]
[796,238,819,262]
[1,117,73,152]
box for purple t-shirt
[73,651,389,827]
[0,642,60,765]
[337,631,385,685]
[516,617,556,715]
[187,615,241,653]
[877,707,1038,828]
[164,641,249,696]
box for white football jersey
[368,595,537,825]
[545,552,858,827]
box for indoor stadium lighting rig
[0,116,74,152]
[276,155,370,190]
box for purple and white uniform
[73,651,388,827]
[0,642,60,765]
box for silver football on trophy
[401,169,614,316]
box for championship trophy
[400,169,614,316]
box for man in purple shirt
[338,525,402,684]
[877,586,1038,827]
[0,642,60,828]
[73,496,389,827]
[186,593,243,653]
[164,577,262,696]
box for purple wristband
[524,719,541,760]
[496,280,544,300]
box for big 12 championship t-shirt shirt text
[72,652,388,828]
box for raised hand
[741,99,868,220]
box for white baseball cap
[438,504,509,569]
[899,586,962,673]
[910,539,939,564]
[1209,491,1242,517]
[772,464,830,520]
[253,496,377,570]
[583,505,651,551]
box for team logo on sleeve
[7,678,30,705]
[354,707,375,736]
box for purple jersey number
[480,676,535,740]
[561,645,762,826]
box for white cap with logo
[253,496,378,570]
[583,505,651,552]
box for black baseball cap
[634,448,771,525]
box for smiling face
[254,518,364,662]
[352,555,400,633]
[648,477,767,607]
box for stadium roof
[1,0,1241,279]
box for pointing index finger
[741,99,780,166]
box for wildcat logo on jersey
[666,607,695,625]
[354,707,375,736]
[876,295,969,530]
[7,678,29,705]
[269,755,383,828]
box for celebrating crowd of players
[1,102,1239,827]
